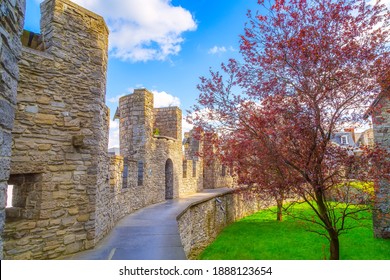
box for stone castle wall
[3,0,109,259]
[372,95,390,238]
[0,0,26,260]
[181,130,203,195]
[1,0,255,260]
[177,187,266,259]
[181,159,203,196]
[89,90,188,242]
[203,160,234,189]
[154,107,182,139]
[117,89,183,206]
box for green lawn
[199,204,390,260]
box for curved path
[63,188,230,260]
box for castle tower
[118,89,154,196]
[119,89,154,163]
[0,0,26,260]
[4,0,109,259]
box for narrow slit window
[138,161,144,186]
[221,165,227,177]
[6,185,14,208]
[183,160,187,178]
[122,163,128,188]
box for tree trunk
[314,186,340,260]
[329,230,340,260]
[276,199,283,221]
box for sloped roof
[330,132,357,147]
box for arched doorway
[165,159,174,199]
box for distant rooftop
[108,147,120,155]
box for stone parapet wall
[154,107,182,140]
[0,0,26,260]
[203,160,234,189]
[94,155,131,242]
[181,130,203,195]
[181,159,203,196]
[177,187,266,259]
[372,95,390,238]
[3,0,109,259]
[119,89,154,160]
[109,156,124,191]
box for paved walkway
[63,188,231,260]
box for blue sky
[25,0,261,147]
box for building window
[183,160,187,178]
[221,165,227,177]
[6,173,42,221]
[192,160,196,177]
[122,163,128,188]
[6,185,14,208]
[341,135,349,145]
[138,161,144,186]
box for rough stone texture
[203,159,234,189]
[0,0,273,260]
[109,156,124,191]
[0,0,26,260]
[202,137,234,189]
[371,95,390,238]
[154,107,182,140]
[177,187,266,259]
[182,130,203,195]
[117,89,183,207]
[3,0,109,259]
[356,127,374,147]
[93,90,191,243]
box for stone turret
[4,0,109,259]
[116,89,183,208]
[119,89,154,166]
[0,0,26,260]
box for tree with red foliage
[216,112,302,222]
[190,0,389,259]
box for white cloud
[108,119,120,148]
[182,117,194,133]
[207,45,237,55]
[108,94,126,103]
[152,90,181,108]
[208,46,227,55]
[67,0,197,62]
[108,88,181,147]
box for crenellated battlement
[3,0,110,259]
[1,0,233,260]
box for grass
[199,203,390,260]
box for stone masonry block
[0,99,15,130]
[0,130,12,157]
[0,158,11,181]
